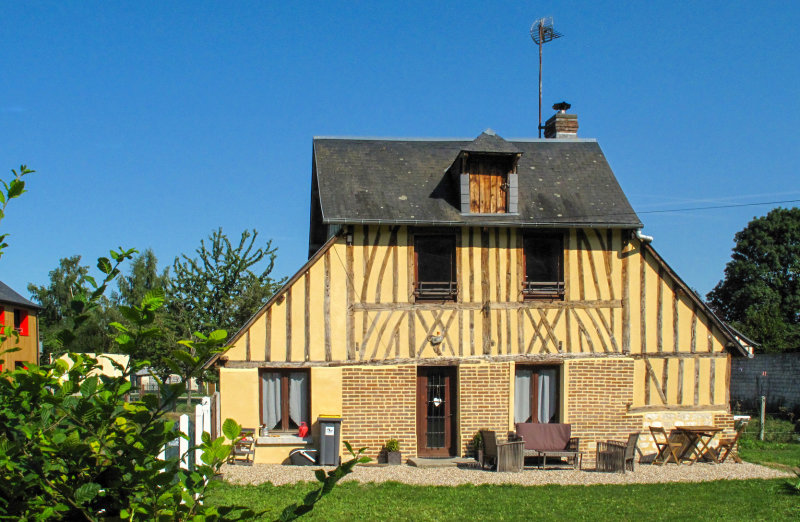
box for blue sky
[2,1,799,299]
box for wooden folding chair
[649,426,684,465]
[715,421,748,464]
[622,432,640,472]
[228,428,256,465]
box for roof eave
[0,299,42,310]
[641,242,752,358]
[202,230,343,370]
[322,217,643,229]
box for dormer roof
[460,129,521,154]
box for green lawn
[736,415,799,470]
[206,479,799,521]
[740,440,800,470]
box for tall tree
[707,207,800,352]
[28,256,115,357]
[169,228,284,338]
[110,249,177,379]
[114,249,170,307]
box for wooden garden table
[673,426,722,464]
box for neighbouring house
[132,369,201,399]
[207,108,753,465]
[57,353,130,380]
[0,280,40,371]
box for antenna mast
[530,17,563,138]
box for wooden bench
[514,423,581,470]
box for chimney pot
[544,105,578,139]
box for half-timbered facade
[211,111,751,464]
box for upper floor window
[414,233,457,300]
[13,309,29,336]
[523,233,564,299]
[261,370,310,433]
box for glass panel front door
[426,371,446,448]
[416,367,456,457]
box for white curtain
[262,372,282,430]
[537,368,558,423]
[289,372,309,427]
[514,368,532,423]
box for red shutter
[19,311,29,336]
[0,306,4,335]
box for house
[0,280,40,371]
[208,108,752,464]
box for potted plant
[385,439,401,465]
[472,432,483,465]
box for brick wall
[566,359,641,466]
[341,365,416,461]
[458,362,511,456]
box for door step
[407,457,477,468]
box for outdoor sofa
[514,423,581,469]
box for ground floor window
[514,365,559,423]
[261,370,309,432]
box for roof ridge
[313,135,598,143]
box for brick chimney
[544,101,578,139]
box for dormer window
[466,154,515,213]
[454,130,521,215]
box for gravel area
[222,461,792,487]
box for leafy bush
[0,165,369,520]
[0,257,249,519]
[385,439,400,453]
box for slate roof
[0,280,39,309]
[312,134,642,228]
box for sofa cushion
[515,423,571,451]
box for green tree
[114,248,170,306]
[110,249,178,380]
[28,255,115,358]
[707,207,800,352]
[170,228,284,337]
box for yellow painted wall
[219,368,260,430]
[309,367,342,451]
[220,366,343,464]
[253,444,307,464]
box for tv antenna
[530,17,563,138]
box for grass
[740,415,798,443]
[736,414,800,470]
[206,479,800,521]
[740,440,800,470]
